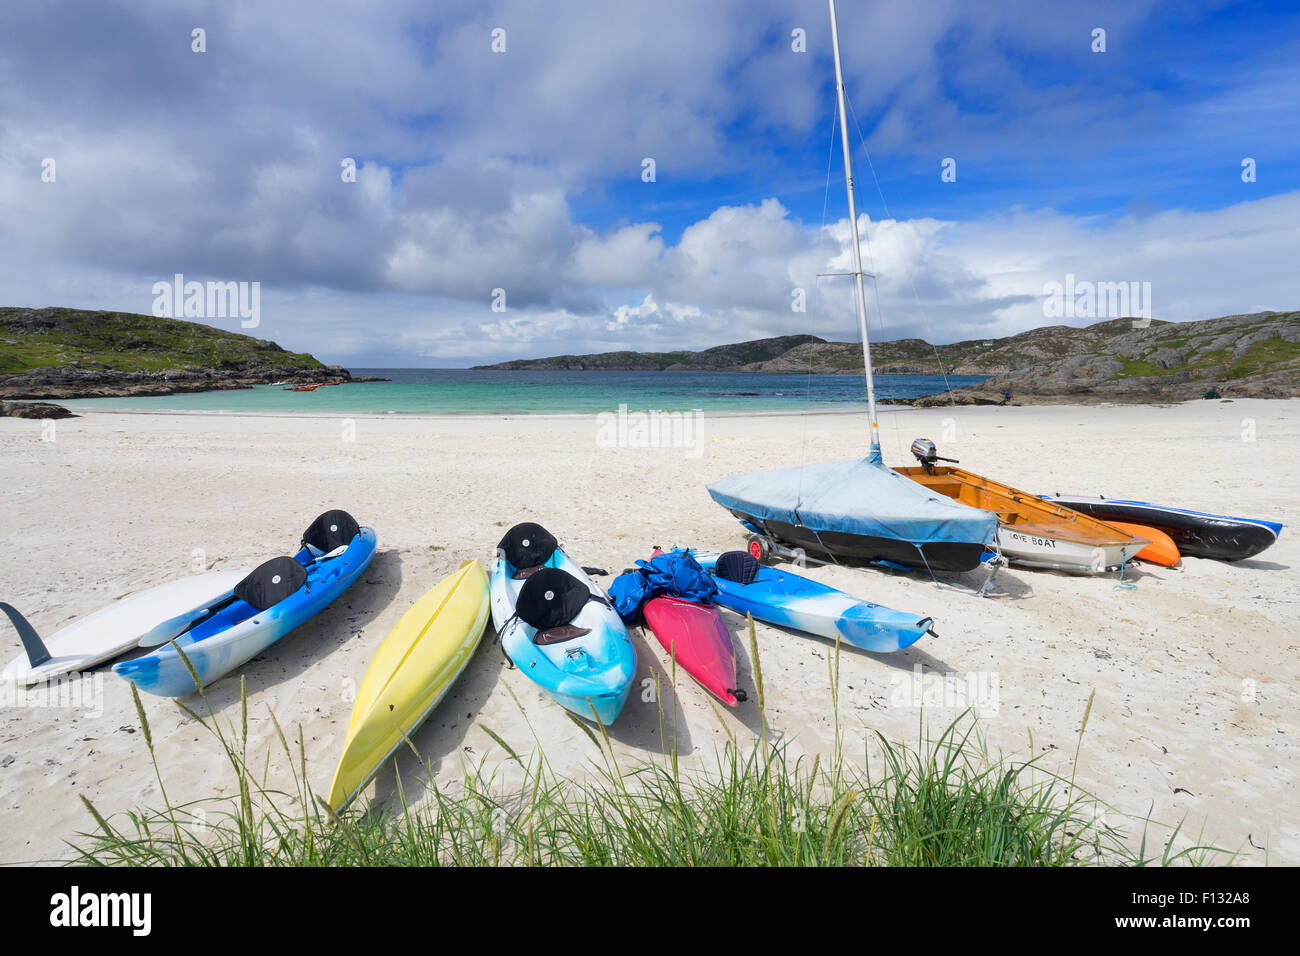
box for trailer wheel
[746,534,771,564]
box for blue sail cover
[708,457,997,550]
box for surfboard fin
[0,602,52,668]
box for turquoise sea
[53,369,988,415]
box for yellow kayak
[326,559,490,810]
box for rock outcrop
[0,400,76,418]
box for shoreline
[17,396,1296,423]
[34,404,902,421]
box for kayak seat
[516,567,595,647]
[714,550,760,585]
[302,509,360,553]
[497,522,559,574]
[233,556,308,611]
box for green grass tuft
[58,663,1237,867]
[1226,336,1300,378]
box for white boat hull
[998,528,1141,573]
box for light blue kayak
[115,519,377,697]
[490,533,635,725]
[693,550,933,653]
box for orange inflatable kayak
[1103,521,1180,567]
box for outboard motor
[910,438,960,474]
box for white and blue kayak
[490,523,635,725]
[694,550,933,653]
[114,511,377,697]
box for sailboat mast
[828,0,882,462]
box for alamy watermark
[596,404,704,458]
[50,886,151,936]
[1,673,104,718]
[1042,274,1151,323]
[889,664,1000,716]
[152,273,260,328]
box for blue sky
[1,0,1297,366]
[576,0,1300,242]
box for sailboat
[706,0,998,574]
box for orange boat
[1102,521,1181,567]
[895,440,1147,573]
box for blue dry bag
[608,549,718,622]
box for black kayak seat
[302,509,360,553]
[498,522,558,573]
[234,556,307,611]
[515,567,597,646]
[714,550,760,585]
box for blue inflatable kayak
[693,550,933,653]
[115,511,377,697]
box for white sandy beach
[1,399,1296,864]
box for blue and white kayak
[1043,495,1282,562]
[115,512,377,697]
[693,550,933,653]
[490,523,635,725]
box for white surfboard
[1,570,248,685]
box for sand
[1,399,1296,864]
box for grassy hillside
[473,311,1298,401]
[968,310,1300,399]
[0,307,326,375]
[671,334,825,369]
[740,319,1183,375]
[473,348,697,371]
[472,335,823,371]
[472,320,1199,377]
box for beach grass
[63,620,1234,867]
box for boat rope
[800,95,843,507]
[810,528,840,566]
[492,614,517,669]
[844,92,960,406]
[976,550,1006,598]
[1113,557,1138,591]
[499,644,516,670]
[913,545,939,584]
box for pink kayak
[642,551,745,706]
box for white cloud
[606,294,703,333]
[0,0,1293,366]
